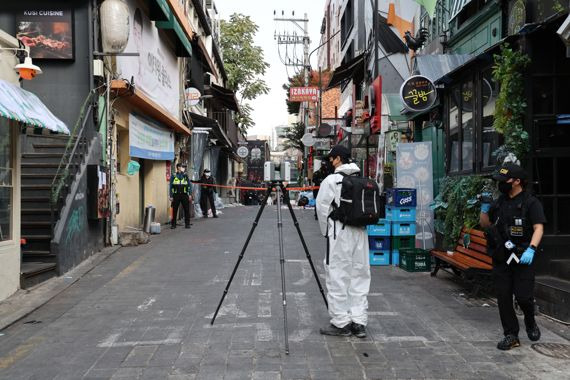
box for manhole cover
[531,343,570,359]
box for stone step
[535,275,570,323]
[21,162,78,175]
[21,209,56,222]
[21,234,51,252]
[20,262,57,289]
[21,250,56,262]
[549,259,570,281]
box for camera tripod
[210,181,328,354]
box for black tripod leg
[280,184,328,309]
[210,186,272,325]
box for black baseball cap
[327,145,351,160]
[492,163,527,182]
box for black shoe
[185,225,191,229]
[213,215,218,218]
[319,324,351,337]
[497,335,520,350]
[526,323,541,342]
[171,225,176,229]
[350,323,367,338]
[203,215,208,218]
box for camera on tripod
[264,161,291,182]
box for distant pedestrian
[199,169,218,218]
[170,163,192,229]
[312,162,329,220]
[480,163,546,350]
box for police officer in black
[480,163,546,350]
[199,169,217,218]
[170,163,192,229]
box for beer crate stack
[367,188,417,266]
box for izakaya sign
[129,113,174,160]
[117,0,180,118]
[289,87,319,102]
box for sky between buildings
[215,0,326,137]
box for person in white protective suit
[316,145,370,338]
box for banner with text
[117,0,180,118]
[289,87,319,102]
[129,113,174,160]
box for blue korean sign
[129,113,174,160]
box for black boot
[319,324,351,337]
[350,323,367,338]
[497,335,520,350]
[526,323,541,342]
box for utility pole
[274,11,310,184]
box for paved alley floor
[0,206,569,380]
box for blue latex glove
[481,203,491,213]
[520,247,535,265]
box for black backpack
[329,173,385,227]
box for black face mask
[325,160,334,174]
[498,181,512,194]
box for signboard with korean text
[117,0,180,118]
[400,75,437,112]
[16,8,74,60]
[129,113,175,161]
[289,87,319,102]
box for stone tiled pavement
[0,206,569,379]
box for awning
[414,54,473,83]
[155,9,193,57]
[206,84,240,112]
[0,79,69,134]
[327,53,366,89]
[434,35,521,85]
[384,94,408,122]
[189,112,233,149]
[450,0,473,20]
[111,79,190,135]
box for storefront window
[0,118,13,242]
[461,81,474,172]
[448,87,460,172]
[481,71,500,169]
[446,71,503,175]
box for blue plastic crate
[369,250,390,266]
[391,222,417,236]
[368,236,390,251]
[385,206,417,222]
[387,188,417,208]
[367,219,391,236]
[391,250,399,266]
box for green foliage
[432,176,495,250]
[492,45,530,163]
[282,122,306,153]
[220,14,269,134]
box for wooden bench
[430,227,492,295]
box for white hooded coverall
[316,163,371,328]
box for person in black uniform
[199,169,218,218]
[312,162,329,220]
[170,163,192,229]
[479,163,546,350]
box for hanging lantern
[100,0,130,53]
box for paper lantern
[100,0,130,53]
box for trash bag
[214,193,225,210]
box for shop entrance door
[532,117,570,268]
